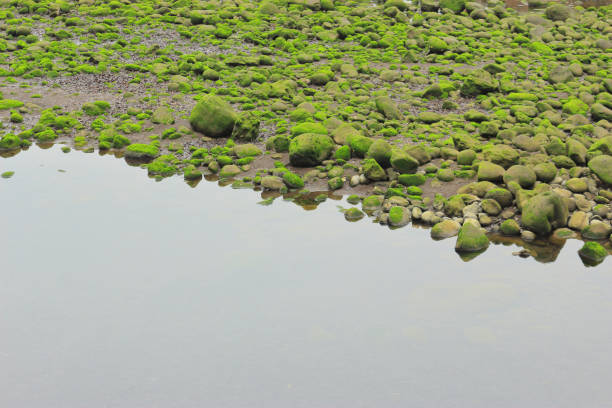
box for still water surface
[1,145,611,407]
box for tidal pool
[1,145,612,407]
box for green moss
[0,99,24,110]
[125,143,159,159]
[283,171,305,189]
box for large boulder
[588,155,612,185]
[289,133,334,166]
[190,95,237,138]
[521,191,569,236]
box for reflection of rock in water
[457,248,488,262]
[489,233,565,263]
[124,156,152,167]
[0,148,22,158]
[283,190,342,211]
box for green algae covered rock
[366,139,392,168]
[477,161,505,182]
[521,191,569,236]
[578,241,608,266]
[388,206,411,227]
[374,96,402,120]
[219,164,241,179]
[363,158,386,181]
[231,112,260,141]
[439,0,465,13]
[545,3,570,21]
[431,219,461,240]
[588,155,612,185]
[390,149,419,174]
[125,143,159,159]
[190,95,237,138]
[344,207,365,222]
[362,195,384,211]
[455,221,489,253]
[398,173,426,186]
[289,133,334,166]
[591,103,612,122]
[500,219,521,236]
[460,69,498,97]
[234,143,262,158]
[503,165,536,189]
[485,188,513,207]
[347,134,374,158]
[282,171,304,189]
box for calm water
[1,145,612,407]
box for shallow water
[1,145,612,407]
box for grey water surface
[1,145,611,408]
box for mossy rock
[291,122,328,137]
[388,206,411,227]
[334,145,351,161]
[219,164,241,179]
[190,95,237,138]
[500,219,520,236]
[484,188,513,207]
[289,133,334,166]
[231,112,260,141]
[266,135,290,152]
[398,173,426,186]
[234,144,262,158]
[374,96,402,120]
[503,165,536,189]
[455,221,489,253]
[366,139,392,168]
[578,241,608,266]
[362,195,384,211]
[581,222,612,241]
[521,191,569,236]
[125,143,159,159]
[431,219,461,240]
[283,171,305,189]
[363,158,386,181]
[344,207,365,222]
[588,155,612,185]
[477,161,505,182]
[457,149,476,165]
[347,134,374,158]
[534,162,558,183]
[483,145,519,168]
[390,149,419,174]
[481,198,502,216]
[328,176,344,190]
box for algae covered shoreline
[0,0,611,265]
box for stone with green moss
[283,171,304,189]
[388,206,411,227]
[589,155,612,185]
[431,219,461,240]
[455,221,489,253]
[366,139,392,168]
[578,241,608,266]
[289,133,334,167]
[521,192,569,236]
[190,95,237,138]
[500,219,520,236]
